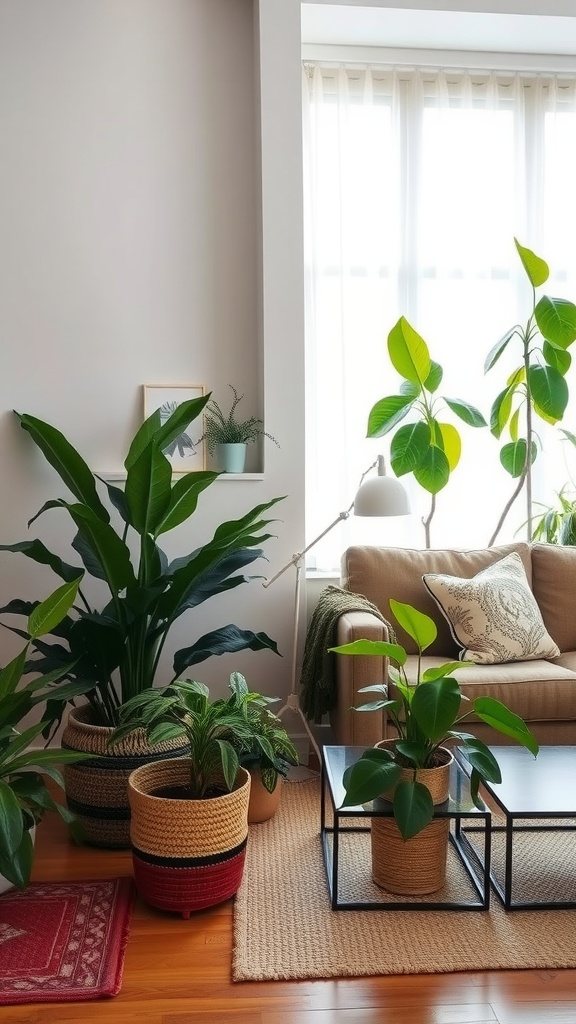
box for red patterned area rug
[0,877,135,1005]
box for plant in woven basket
[197,385,280,454]
[229,673,299,793]
[0,398,283,732]
[330,599,539,841]
[0,579,90,888]
[114,673,270,799]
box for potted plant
[115,674,271,916]
[229,675,299,822]
[330,599,538,895]
[0,578,89,891]
[0,397,283,846]
[198,385,280,473]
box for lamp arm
[262,508,352,589]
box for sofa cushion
[422,552,560,664]
[399,655,576,724]
[341,542,532,656]
[531,543,576,653]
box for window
[303,63,576,572]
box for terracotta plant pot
[62,704,189,849]
[247,769,282,824]
[128,759,251,917]
[370,741,454,896]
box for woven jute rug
[0,877,134,1004]
[233,778,576,981]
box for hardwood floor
[6,808,576,1024]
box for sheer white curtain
[303,63,576,572]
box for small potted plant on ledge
[330,599,538,896]
[198,384,280,473]
[116,673,276,917]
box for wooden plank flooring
[4,808,576,1024]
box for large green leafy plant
[330,599,538,841]
[1,398,283,730]
[486,239,576,544]
[113,672,277,799]
[366,317,486,546]
[0,579,88,888]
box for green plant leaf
[456,736,502,783]
[16,413,110,521]
[65,504,136,593]
[393,779,434,840]
[543,340,572,376]
[390,599,437,650]
[509,407,520,441]
[390,422,431,476]
[443,398,487,428]
[490,386,515,438]
[340,754,402,807]
[473,696,539,755]
[484,327,516,373]
[413,444,450,494]
[500,439,536,478]
[399,380,421,399]
[424,360,443,393]
[0,650,28,700]
[535,296,576,347]
[527,364,569,422]
[0,540,82,583]
[387,317,431,385]
[125,443,172,536]
[411,676,462,742]
[173,626,280,673]
[366,395,414,438]
[329,638,407,665]
[436,422,461,471]
[28,578,82,639]
[422,662,466,681]
[154,471,219,537]
[515,238,549,288]
[0,780,24,856]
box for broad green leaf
[490,386,514,439]
[0,649,28,700]
[424,360,443,393]
[216,739,240,793]
[124,408,162,471]
[507,366,525,387]
[528,364,568,422]
[0,540,81,583]
[533,402,558,426]
[329,638,407,665]
[393,779,434,840]
[515,238,549,288]
[500,439,536,478]
[0,828,34,888]
[65,504,136,593]
[437,422,461,471]
[413,444,450,494]
[484,327,516,373]
[543,339,571,376]
[456,737,502,783]
[366,395,414,438]
[509,407,520,441]
[474,696,539,756]
[28,577,82,639]
[399,380,420,398]
[535,296,576,347]
[0,780,24,856]
[443,398,487,428]
[173,626,280,673]
[390,421,430,477]
[154,396,209,459]
[154,471,219,537]
[411,676,461,742]
[16,413,109,521]
[125,443,172,535]
[387,317,431,385]
[340,755,402,807]
[390,599,437,650]
[422,662,467,681]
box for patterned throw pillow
[422,552,560,664]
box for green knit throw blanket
[299,584,396,724]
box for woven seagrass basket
[370,741,453,896]
[62,704,189,849]
[128,759,251,917]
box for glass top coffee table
[454,745,576,909]
[321,745,491,911]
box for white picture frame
[143,384,205,472]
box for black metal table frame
[321,752,492,912]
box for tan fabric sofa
[331,541,576,748]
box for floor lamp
[262,455,411,764]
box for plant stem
[422,493,436,549]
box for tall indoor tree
[486,240,576,545]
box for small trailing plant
[0,579,89,888]
[366,317,487,547]
[330,599,538,841]
[199,385,280,455]
[113,672,279,799]
[486,239,576,544]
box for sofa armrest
[329,610,390,747]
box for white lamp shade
[353,457,410,518]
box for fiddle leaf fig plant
[0,397,283,732]
[486,239,576,544]
[367,317,487,547]
[330,599,538,841]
